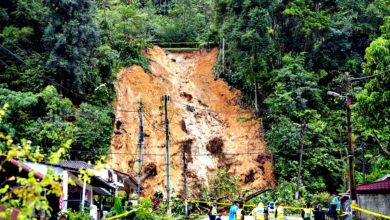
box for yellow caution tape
[190,199,231,206]
[284,206,307,210]
[149,41,215,45]
[351,203,390,219]
[189,200,333,212]
[105,208,137,220]
[190,200,306,209]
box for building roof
[356,179,390,194]
[55,161,95,170]
[375,174,390,182]
[54,161,139,189]
[9,159,44,179]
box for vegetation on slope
[0,0,389,204]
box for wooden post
[295,123,306,200]
[345,72,357,202]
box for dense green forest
[0,0,389,199]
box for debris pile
[109,46,275,197]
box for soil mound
[109,46,274,197]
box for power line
[69,150,269,156]
[0,44,121,110]
[0,44,81,98]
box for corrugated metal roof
[55,161,139,188]
[375,174,390,182]
[356,179,390,193]
[56,161,94,170]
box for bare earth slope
[110,46,274,197]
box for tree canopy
[0,0,389,201]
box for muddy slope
[109,46,274,197]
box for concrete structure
[356,175,390,219]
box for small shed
[356,176,390,219]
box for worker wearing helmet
[251,202,265,220]
[268,202,277,220]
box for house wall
[357,193,390,219]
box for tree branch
[372,130,390,156]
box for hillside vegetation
[0,0,389,201]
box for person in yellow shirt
[251,202,265,220]
[208,200,218,220]
[276,203,284,220]
[301,204,314,220]
[236,202,245,220]
[267,202,277,220]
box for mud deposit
[109,46,275,197]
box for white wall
[357,193,390,219]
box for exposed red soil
[109,46,275,198]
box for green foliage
[67,211,91,220]
[42,0,100,98]
[106,196,125,218]
[98,3,149,69]
[310,192,332,207]
[212,0,390,199]
[73,103,113,161]
[283,0,330,35]
[0,104,71,218]
[1,26,34,44]
[256,179,306,205]
[0,85,112,162]
[1,0,389,212]
[365,156,390,182]
[354,16,390,180]
[134,198,155,219]
[204,168,240,201]
[264,55,322,121]
[155,0,212,42]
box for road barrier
[351,203,390,219]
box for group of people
[207,200,285,220]
[207,200,335,220]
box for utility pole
[222,37,225,79]
[183,144,189,219]
[163,95,171,214]
[295,123,306,200]
[137,98,144,205]
[254,81,259,114]
[346,72,357,202]
[361,142,366,184]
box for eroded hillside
[109,46,274,197]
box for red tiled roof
[356,179,390,193]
